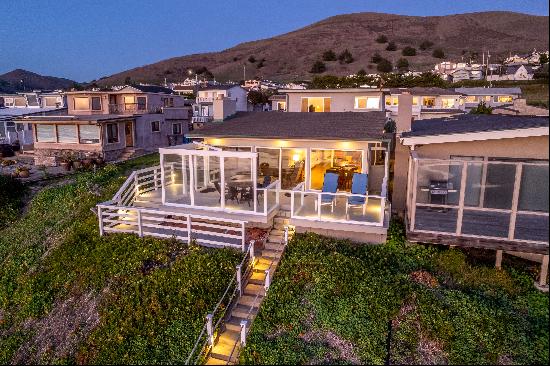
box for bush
[356,69,367,77]
[377,59,393,73]
[322,50,337,61]
[419,40,434,50]
[432,48,445,59]
[371,53,383,64]
[397,58,410,71]
[376,35,388,43]
[310,60,326,74]
[256,58,265,69]
[470,101,493,114]
[248,55,256,63]
[0,174,26,228]
[402,46,417,56]
[386,41,397,51]
[338,49,354,64]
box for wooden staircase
[117,147,145,161]
[204,211,293,365]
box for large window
[91,96,102,111]
[14,97,26,107]
[441,98,455,108]
[79,125,100,144]
[422,97,436,107]
[36,124,56,142]
[74,97,89,110]
[301,97,330,112]
[57,125,78,143]
[355,96,380,110]
[385,96,398,106]
[172,123,182,135]
[151,120,160,132]
[44,96,60,107]
[310,149,362,191]
[137,96,146,110]
[106,123,119,143]
[497,95,513,103]
[465,96,478,103]
[276,101,286,111]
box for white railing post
[264,189,268,215]
[187,215,192,244]
[379,197,385,226]
[137,209,143,237]
[317,193,322,220]
[240,320,247,346]
[455,162,468,236]
[241,222,246,252]
[154,168,159,190]
[98,206,104,236]
[276,180,280,206]
[264,269,271,291]
[236,264,242,296]
[290,190,295,218]
[508,163,522,241]
[284,226,289,246]
[206,314,214,346]
[250,240,255,262]
[134,173,139,196]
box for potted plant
[16,166,30,178]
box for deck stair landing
[204,211,293,365]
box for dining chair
[315,172,339,213]
[346,173,368,219]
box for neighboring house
[392,93,548,286]
[16,85,191,165]
[193,85,248,124]
[269,94,286,111]
[98,111,392,248]
[385,87,465,120]
[487,65,535,81]
[172,85,195,96]
[454,87,522,110]
[492,99,549,116]
[280,88,384,113]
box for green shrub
[338,49,354,64]
[377,59,393,73]
[376,35,388,43]
[310,61,326,74]
[322,50,337,61]
[0,174,26,228]
[419,40,434,50]
[432,48,445,59]
[402,46,417,56]
[386,42,397,51]
[470,101,493,114]
[397,58,409,71]
[371,53,383,64]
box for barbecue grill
[429,180,449,205]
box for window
[57,125,78,143]
[16,123,25,132]
[91,96,102,111]
[44,97,59,107]
[310,149,362,191]
[172,123,182,135]
[36,124,56,142]
[355,96,380,109]
[163,97,174,108]
[137,96,146,110]
[412,97,419,106]
[484,96,492,102]
[276,101,286,111]
[497,95,513,103]
[441,98,455,108]
[301,97,330,112]
[465,96,478,103]
[6,122,16,132]
[79,125,100,144]
[124,96,135,111]
[0,122,4,137]
[14,97,26,107]
[422,97,436,107]
[385,96,398,106]
[151,120,160,132]
[106,123,119,143]
[74,97,89,110]
[4,97,14,107]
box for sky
[0,0,548,82]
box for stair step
[276,211,291,218]
[270,229,284,236]
[260,249,282,260]
[210,350,238,364]
[264,242,285,251]
[254,259,276,272]
[225,316,247,332]
[244,283,265,296]
[232,303,258,319]
[217,330,240,345]
[247,271,266,285]
[274,217,290,225]
[205,355,232,365]
[238,294,263,308]
[267,236,283,244]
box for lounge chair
[315,172,339,213]
[346,173,368,218]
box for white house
[193,85,248,123]
[487,65,535,81]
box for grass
[0,154,242,364]
[0,174,26,229]
[241,220,549,365]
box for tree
[357,69,367,77]
[247,90,271,106]
[248,55,256,63]
[257,58,265,69]
[310,60,327,74]
[402,46,417,56]
[470,101,492,114]
[377,59,393,73]
[397,58,409,71]
[371,53,383,64]
[386,42,397,51]
[375,35,388,43]
[419,40,434,51]
[384,119,396,133]
[540,53,549,64]
[322,50,337,61]
[338,49,354,64]
[124,76,132,85]
[432,48,445,59]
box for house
[97,110,392,250]
[280,88,384,112]
[385,87,465,120]
[392,93,549,286]
[269,95,286,111]
[16,85,191,166]
[454,87,522,110]
[192,85,248,124]
[488,65,535,81]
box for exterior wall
[197,87,248,112]
[414,135,549,160]
[213,98,237,120]
[67,92,186,115]
[385,94,464,118]
[285,90,384,112]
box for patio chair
[315,172,339,213]
[346,173,368,219]
[226,184,240,204]
[257,175,272,200]
[240,186,254,207]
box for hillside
[0,69,77,93]
[96,11,549,85]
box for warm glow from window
[484,96,492,101]
[124,95,135,104]
[301,97,330,112]
[74,97,89,110]
[441,98,455,108]
[385,96,399,106]
[277,101,286,111]
[355,97,380,109]
[465,96,478,103]
[498,95,513,103]
[422,97,436,107]
[412,97,419,106]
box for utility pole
[243,64,246,83]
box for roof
[268,94,286,101]
[17,114,134,123]
[124,85,175,94]
[187,111,388,141]
[402,114,549,138]
[0,107,65,117]
[389,87,463,96]
[199,84,243,91]
[506,65,534,75]
[454,87,522,96]
[280,88,383,94]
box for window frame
[79,124,100,144]
[73,97,90,111]
[355,96,380,110]
[57,124,78,144]
[301,97,331,112]
[151,120,161,133]
[91,96,102,111]
[35,124,57,143]
[172,122,182,135]
[106,123,119,144]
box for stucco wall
[286,91,384,112]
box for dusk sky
[1,0,548,82]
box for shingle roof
[130,85,175,94]
[268,94,286,101]
[388,87,464,96]
[402,114,549,138]
[199,84,243,91]
[506,65,534,75]
[187,111,388,141]
[454,87,522,96]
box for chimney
[213,97,237,121]
[396,91,413,134]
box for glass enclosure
[310,149,362,191]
